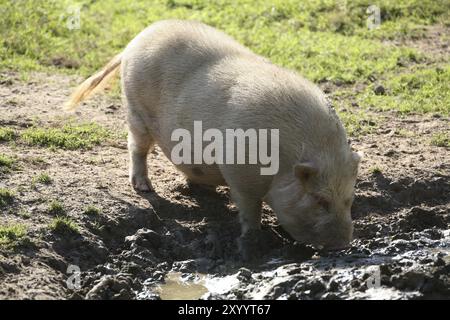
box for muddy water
[155,272,208,300]
[154,271,249,300]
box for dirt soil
[0,69,448,300]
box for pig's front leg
[230,190,267,260]
[230,190,262,233]
[219,165,273,260]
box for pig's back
[121,19,255,102]
[121,19,260,132]
[121,20,347,185]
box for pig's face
[271,151,361,250]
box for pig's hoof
[131,176,153,193]
[238,229,281,261]
[238,230,265,261]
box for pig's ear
[294,162,318,184]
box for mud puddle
[68,200,449,300]
[150,271,248,300]
[154,272,208,300]
[132,228,449,300]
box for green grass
[357,64,450,114]
[84,205,101,216]
[49,216,79,235]
[48,200,64,215]
[0,224,27,249]
[247,25,421,84]
[18,209,31,219]
[0,154,15,172]
[2,123,111,150]
[370,166,382,175]
[395,129,415,137]
[430,132,450,147]
[0,128,16,142]
[0,0,447,78]
[0,188,14,207]
[336,109,378,136]
[33,172,53,185]
[21,123,111,150]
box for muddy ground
[0,69,448,300]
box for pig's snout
[312,239,350,252]
[314,219,353,251]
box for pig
[65,20,361,251]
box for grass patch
[21,123,111,150]
[0,188,14,207]
[49,216,79,235]
[395,129,415,137]
[357,65,450,114]
[0,154,15,172]
[0,0,447,78]
[0,128,16,142]
[0,154,15,167]
[430,132,450,147]
[33,172,52,185]
[370,166,382,175]
[0,224,27,249]
[84,205,101,216]
[18,209,31,219]
[48,200,64,215]
[335,106,378,136]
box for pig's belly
[156,143,227,186]
[150,123,227,186]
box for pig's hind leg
[127,111,155,192]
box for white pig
[65,20,361,250]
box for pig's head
[268,150,361,250]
